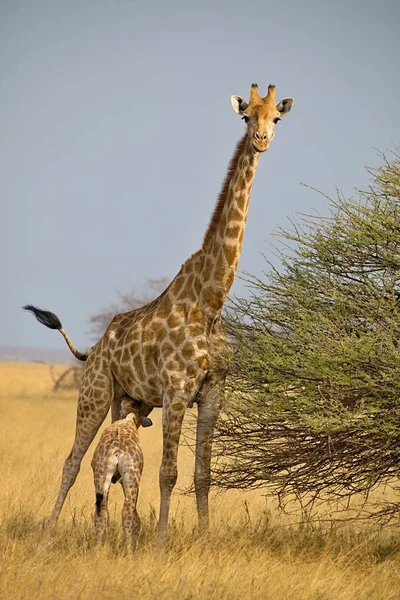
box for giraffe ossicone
[25,82,294,550]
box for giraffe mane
[203,133,247,248]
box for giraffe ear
[276,97,294,117]
[231,95,248,115]
[141,416,153,428]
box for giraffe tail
[95,493,104,514]
[94,454,118,513]
[23,305,89,362]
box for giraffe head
[120,396,153,428]
[231,83,294,153]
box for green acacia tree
[214,153,400,521]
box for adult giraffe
[26,83,294,548]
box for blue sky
[1,0,399,352]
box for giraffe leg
[158,394,187,546]
[37,367,114,551]
[120,469,140,554]
[194,376,224,531]
[93,455,117,549]
[110,381,125,423]
[111,395,122,423]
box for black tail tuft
[95,493,104,514]
[23,305,62,330]
[111,473,121,484]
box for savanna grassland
[1,362,400,600]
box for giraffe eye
[273,117,281,124]
[242,114,249,123]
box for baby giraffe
[91,395,152,553]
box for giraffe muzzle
[254,130,268,142]
[252,133,269,152]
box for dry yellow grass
[0,362,399,599]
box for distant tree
[88,277,170,339]
[49,363,82,391]
[213,153,400,522]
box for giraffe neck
[200,134,260,316]
[124,413,139,428]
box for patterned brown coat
[91,396,151,553]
